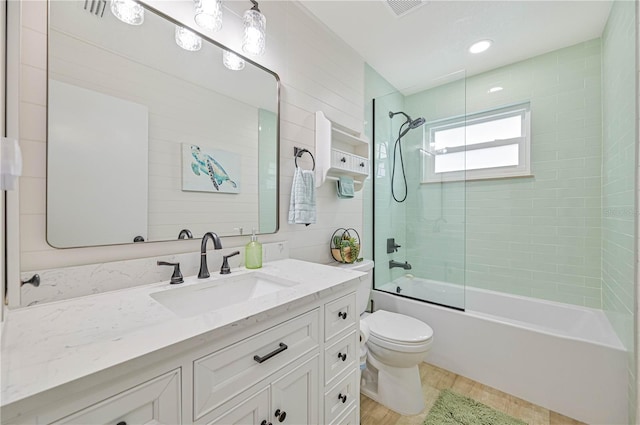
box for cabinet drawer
[324,331,358,387]
[53,369,181,425]
[324,293,356,341]
[324,369,358,425]
[351,156,369,175]
[331,149,352,170]
[194,310,320,420]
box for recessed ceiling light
[469,40,492,54]
[488,86,503,93]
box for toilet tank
[332,259,374,314]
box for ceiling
[298,0,613,95]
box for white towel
[288,168,316,226]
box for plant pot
[332,246,358,263]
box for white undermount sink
[150,271,299,317]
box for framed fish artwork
[181,144,241,194]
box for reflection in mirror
[47,0,279,248]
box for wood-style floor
[360,363,586,425]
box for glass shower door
[372,74,466,310]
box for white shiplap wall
[11,1,365,305]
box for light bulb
[175,26,202,51]
[242,6,266,56]
[194,0,222,31]
[223,50,246,71]
[110,0,144,25]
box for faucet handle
[220,251,241,274]
[386,238,402,253]
[157,261,184,284]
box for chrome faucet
[389,260,412,270]
[198,232,223,279]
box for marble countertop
[1,259,365,408]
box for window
[423,103,531,182]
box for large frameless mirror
[46,0,279,248]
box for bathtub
[373,277,628,425]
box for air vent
[384,0,425,17]
[84,0,107,17]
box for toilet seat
[364,310,433,353]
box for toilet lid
[365,310,433,344]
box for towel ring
[294,148,315,171]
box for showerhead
[389,111,426,136]
[398,116,426,138]
[389,111,426,203]
[409,117,426,129]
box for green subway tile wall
[602,0,637,422]
[405,40,603,308]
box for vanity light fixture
[175,25,202,51]
[488,86,503,93]
[242,0,266,56]
[469,39,492,54]
[194,0,223,31]
[110,0,144,25]
[223,50,246,71]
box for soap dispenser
[245,229,263,269]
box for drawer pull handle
[254,342,288,363]
[340,157,346,163]
[338,352,347,361]
[360,162,365,167]
[261,421,273,425]
[274,409,287,422]
[338,311,347,320]
[116,422,127,425]
[338,393,347,403]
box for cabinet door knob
[360,162,365,167]
[274,409,287,422]
[261,421,273,425]
[338,311,347,320]
[340,157,346,163]
[338,352,347,361]
[116,422,127,425]
[338,393,347,403]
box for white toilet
[335,259,434,415]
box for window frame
[422,102,532,183]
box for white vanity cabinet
[203,356,319,425]
[194,310,321,424]
[321,293,359,425]
[1,274,361,425]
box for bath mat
[423,389,527,425]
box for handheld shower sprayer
[389,111,426,203]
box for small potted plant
[330,228,362,264]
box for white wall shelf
[315,111,369,191]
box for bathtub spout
[389,260,412,270]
